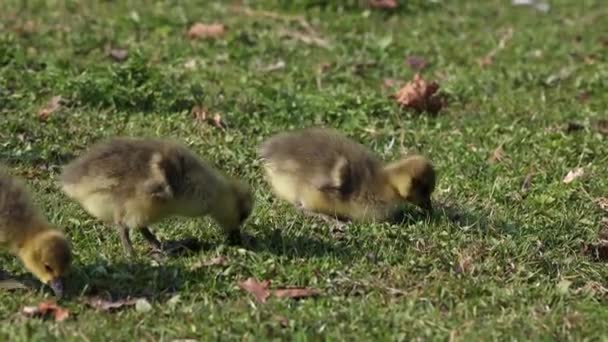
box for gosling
[259,128,435,223]
[59,137,253,257]
[0,167,71,297]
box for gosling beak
[48,278,64,298]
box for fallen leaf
[521,171,535,195]
[592,119,608,136]
[239,278,271,303]
[22,302,69,322]
[275,315,290,328]
[574,281,608,297]
[211,113,225,129]
[595,198,608,212]
[108,48,128,62]
[86,296,139,312]
[584,55,597,65]
[454,253,474,275]
[239,278,321,303]
[37,96,63,121]
[581,241,608,261]
[190,256,229,270]
[563,167,584,183]
[599,218,608,240]
[273,287,320,300]
[393,73,443,114]
[488,144,506,164]
[187,23,225,40]
[191,106,226,129]
[405,56,428,71]
[369,0,398,9]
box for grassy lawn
[1,0,608,340]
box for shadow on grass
[430,200,520,237]
[65,260,184,300]
[280,0,440,15]
[1,261,183,302]
[245,228,354,259]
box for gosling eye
[44,264,54,274]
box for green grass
[1,0,607,340]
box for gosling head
[384,155,436,212]
[20,229,72,298]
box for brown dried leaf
[273,287,320,300]
[454,253,474,274]
[191,106,226,129]
[190,256,228,270]
[405,56,428,71]
[521,172,535,195]
[599,218,608,240]
[187,23,225,40]
[22,302,70,322]
[581,241,608,261]
[574,281,608,297]
[592,119,608,136]
[86,296,139,312]
[239,278,271,303]
[595,198,608,212]
[37,96,63,121]
[108,48,128,62]
[488,144,506,164]
[275,315,290,328]
[563,167,584,183]
[584,55,597,65]
[211,113,225,129]
[369,0,398,9]
[394,74,443,114]
[239,278,321,303]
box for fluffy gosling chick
[0,168,71,297]
[59,138,253,257]
[259,128,435,223]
